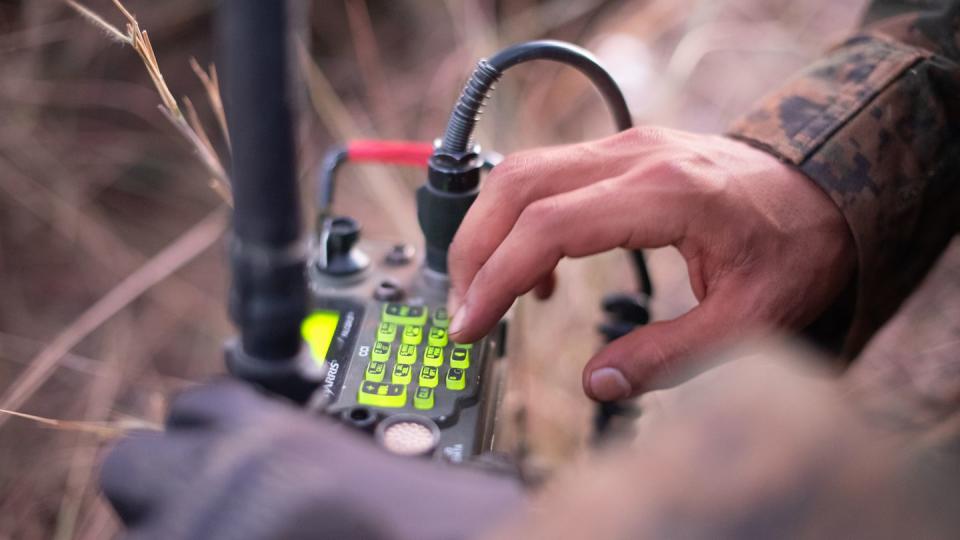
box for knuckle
[629,125,669,143]
[617,126,679,151]
[648,150,727,193]
[518,198,562,230]
[650,155,691,180]
[487,153,531,186]
[487,150,551,198]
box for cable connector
[427,146,484,192]
[417,145,484,274]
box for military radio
[220,0,652,465]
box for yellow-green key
[450,346,470,369]
[357,381,406,408]
[392,363,412,385]
[427,327,448,347]
[402,325,423,345]
[413,387,434,410]
[397,344,417,365]
[376,322,397,342]
[423,346,443,367]
[372,341,391,362]
[431,307,450,329]
[419,365,439,388]
[365,361,386,382]
[446,367,466,390]
[382,304,428,326]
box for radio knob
[317,216,370,276]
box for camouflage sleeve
[861,0,953,23]
[727,0,960,357]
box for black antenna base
[224,339,325,404]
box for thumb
[583,288,748,401]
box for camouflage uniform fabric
[729,0,960,357]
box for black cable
[442,40,632,152]
[439,40,653,297]
[630,250,654,299]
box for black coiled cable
[439,40,653,297]
[442,60,502,153]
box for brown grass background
[0,0,865,537]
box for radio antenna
[219,0,316,401]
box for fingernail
[449,304,468,337]
[589,367,631,401]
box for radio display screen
[301,310,341,363]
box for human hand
[447,127,855,401]
[100,380,523,540]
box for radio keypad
[358,303,476,410]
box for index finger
[449,176,684,342]
[447,129,664,310]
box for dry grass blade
[109,0,135,22]
[0,209,229,429]
[110,2,180,117]
[64,0,130,45]
[207,177,232,203]
[190,58,231,151]
[54,325,126,540]
[159,105,232,200]
[182,96,215,157]
[0,409,160,438]
[180,95,231,200]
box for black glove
[100,380,524,540]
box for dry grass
[66,0,231,202]
[0,209,227,429]
[0,0,867,537]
